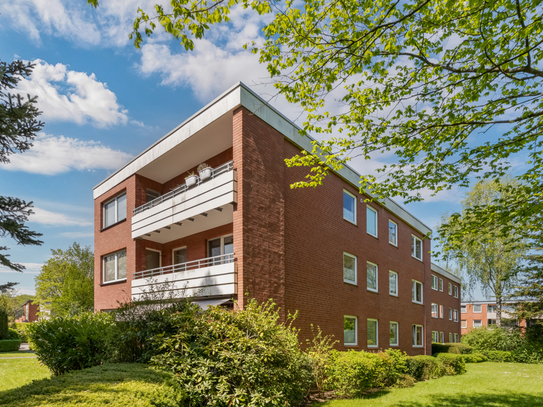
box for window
[146,188,160,203]
[367,319,378,348]
[440,332,444,344]
[454,286,459,298]
[431,275,438,290]
[103,193,126,228]
[461,320,467,328]
[367,262,378,292]
[454,333,459,343]
[389,322,399,346]
[431,303,438,318]
[432,331,439,343]
[145,249,161,270]
[473,320,482,327]
[344,316,357,346]
[366,206,378,237]
[412,280,423,304]
[439,278,443,292]
[449,333,453,343]
[103,249,127,283]
[208,235,234,264]
[473,304,482,313]
[343,253,357,285]
[440,305,444,319]
[411,235,422,260]
[487,305,496,313]
[413,325,424,347]
[461,305,466,313]
[449,308,453,320]
[172,247,187,270]
[389,271,398,296]
[388,220,397,246]
[454,309,459,322]
[343,190,356,224]
[448,283,452,295]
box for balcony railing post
[133,253,235,279]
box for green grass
[0,351,36,358]
[0,358,50,392]
[0,363,184,407]
[315,362,543,407]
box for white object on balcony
[199,167,212,181]
[185,174,198,187]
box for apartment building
[461,300,535,334]
[429,264,462,344]
[93,82,461,355]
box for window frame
[343,252,357,285]
[454,333,459,343]
[367,261,379,293]
[461,320,467,328]
[432,331,439,343]
[440,332,444,344]
[207,234,234,257]
[343,190,357,225]
[344,315,358,346]
[389,321,399,347]
[439,278,444,292]
[145,248,162,270]
[449,333,453,343]
[473,319,482,327]
[412,280,423,304]
[449,308,453,321]
[461,305,467,313]
[431,303,438,318]
[411,235,423,261]
[366,205,378,238]
[454,309,459,322]
[102,192,127,229]
[388,219,398,246]
[389,270,398,297]
[454,285,459,298]
[367,318,379,348]
[473,304,482,313]
[440,304,444,319]
[448,282,452,295]
[412,324,424,348]
[431,274,438,290]
[172,246,188,265]
[102,249,127,284]
[145,188,161,203]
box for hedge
[405,354,465,381]
[478,350,514,362]
[0,339,22,352]
[432,342,473,355]
[435,352,487,363]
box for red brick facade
[94,101,461,354]
[428,274,462,343]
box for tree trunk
[496,296,502,328]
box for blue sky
[0,1,473,297]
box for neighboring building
[14,300,39,323]
[93,82,461,355]
[460,300,537,334]
[429,264,462,344]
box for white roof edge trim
[431,263,462,284]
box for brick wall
[428,275,462,342]
[461,303,488,334]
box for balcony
[131,253,236,301]
[132,161,236,242]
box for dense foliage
[404,355,465,381]
[431,343,473,355]
[435,352,487,364]
[0,339,22,351]
[0,307,8,339]
[511,250,543,320]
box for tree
[88,0,543,246]
[1,59,44,271]
[0,282,18,294]
[510,249,543,322]
[35,243,94,316]
[438,179,527,327]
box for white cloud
[3,133,133,175]
[30,207,92,227]
[16,60,128,127]
[61,231,94,238]
[0,262,42,274]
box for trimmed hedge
[432,342,473,355]
[435,352,487,363]
[479,350,514,362]
[0,339,22,352]
[405,355,465,381]
[8,328,20,339]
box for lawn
[315,362,543,407]
[0,351,36,358]
[0,358,50,392]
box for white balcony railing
[133,161,234,216]
[131,254,236,301]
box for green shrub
[0,308,8,340]
[436,352,487,364]
[25,312,116,376]
[305,325,338,393]
[432,342,472,355]
[479,350,514,362]
[0,339,22,351]
[13,323,29,342]
[8,328,20,339]
[325,349,408,397]
[152,299,313,407]
[405,355,445,381]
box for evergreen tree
[0,59,44,272]
[511,250,543,322]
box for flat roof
[431,263,462,284]
[94,82,432,236]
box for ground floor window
[454,333,459,343]
[432,331,439,343]
[344,316,357,346]
[440,332,444,344]
[449,333,453,342]
[389,322,399,346]
[473,320,482,327]
[367,319,378,348]
[413,324,424,347]
[103,249,127,283]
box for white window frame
[449,308,453,321]
[388,220,398,246]
[449,333,453,343]
[432,331,439,343]
[461,320,467,328]
[366,205,378,237]
[389,321,399,347]
[439,278,444,292]
[431,303,438,318]
[448,283,452,295]
[461,305,467,313]
[343,190,357,225]
[367,261,378,293]
[389,270,398,297]
[145,248,162,270]
[344,315,358,346]
[440,332,444,344]
[172,246,188,265]
[411,235,423,261]
[431,274,438,290]
[207,234,234,257]
[440,305,444,319]
[367,318,379,348]
[412,280,423,304]
[454,309,459,322]
[102,249,127,284]
[473,304,482,313]
[454,286,459,298]
[473,319,482,327]
[454,333,459,343]
[343,252,357,285]
[102,192,127,229]
[413,324,424,347]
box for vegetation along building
[93,82,461,355]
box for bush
[325,349,408,397]
[152,299,313,407]
[0,308,8,340]
[434,353,473,369]
[12,323,29,342]
[404,354,466,381]
[25,312,116,376]
[0,339,22,351]
[479,350,514,362]
[432,342,472,355]
[8,328,20,339]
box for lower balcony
[131,253,236,301]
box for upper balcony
[131,161,237,242]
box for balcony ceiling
[137,113,233,183]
